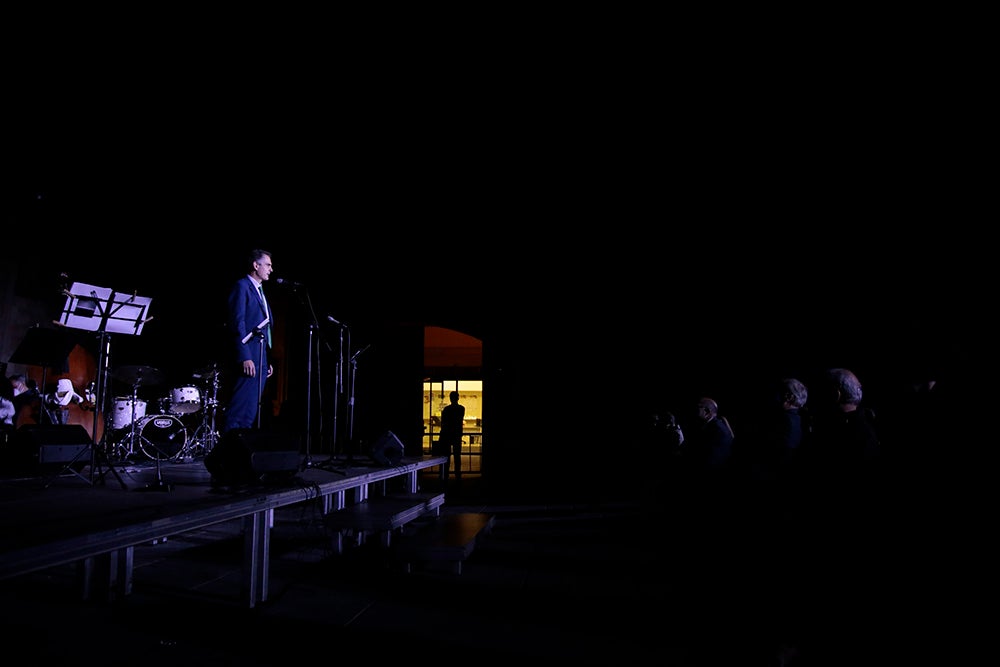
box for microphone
[275,278,303,287]
[327,315,342,325]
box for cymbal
[113,365,165,386]
[192,364,220,381]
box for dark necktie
[257,285,272,348]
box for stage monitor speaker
[11,424,91,468]
[204,429,302,486]
[370,430,405,466]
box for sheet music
[59,282,153,335]
[242,317,269,345]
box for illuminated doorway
[423,379,482,476]
[423,325,482,479]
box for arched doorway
[422,326,482,478]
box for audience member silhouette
[644,410,685,454]
[722,377,813,661]
[741,377,810,484]
[631,410,685,504]
[800,367,881,488]
[780,367,890,664]
[676,396,737,550]
[682,396,735,477]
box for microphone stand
[304,321,317,467]
[333,323,343,457]
[314,316,347,474]
[256,330,266,429]
[278,283,331,470]
[328,316,347,460]
[243,322,267,429]
[345,344,371,467]
[238,317,269,429]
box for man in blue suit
[222,248,274,432]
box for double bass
[16,343,104,444]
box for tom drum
[112,397,147,430]
[169,386,201,415]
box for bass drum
[137,415,186,460]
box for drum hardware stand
[117,375,149,463]
[172,366,221,461]
[136,430,173,492]
[106,366,175,493]
[106,425,132,465]
[46,281,152,490]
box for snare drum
[112,397,147,430]
[169,386,201,415]
[137,415,186,460]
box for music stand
[57,282,152,337]
[50,281,152,489]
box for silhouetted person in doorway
[439,391,465,483]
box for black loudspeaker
[204,429,302,486]
[370,430,405,466]
[12,424,92,468]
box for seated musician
[43,378,89,425]
[1,378,16,439]
[9,374,39,428]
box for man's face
[254,256,273,281]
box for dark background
[6,170,984,449]
[4,71,989,471]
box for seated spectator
[742,377,810,484]
[801,367,881,488]
[645,410,685,454]
[682,396,735,475]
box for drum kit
[106,364,222,463]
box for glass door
[423,379,482,477]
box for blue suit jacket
[228,276,270,365]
